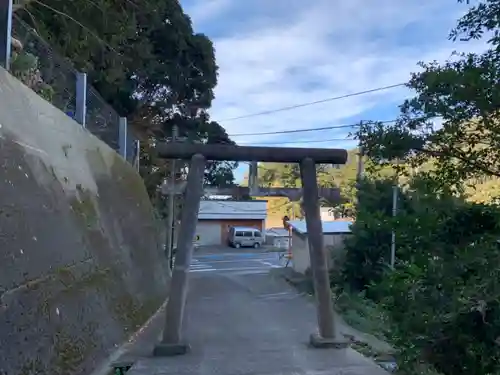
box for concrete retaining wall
[0,68,169,375]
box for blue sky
[180,0,486,182]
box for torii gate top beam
[157,143,348,165]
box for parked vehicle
[228,226,264,248]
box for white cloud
[184,0,486,141]
[182,0,488,180]
[182,0,233,25]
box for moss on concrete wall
[0,68,169,375]
[69,184,100,229]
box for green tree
[257,163,281,187]
[341,177,410,293]
[279,164,300,187]
[342,174,500,374]
[356,0,500,189]
[375,200,500,375]
[256,151,371,214]
[16,0,237,195]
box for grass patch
[275,268,400,370]
[333,288,391,342]
[332,288,448,375]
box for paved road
[126,246,389,375]
[190,248,284,275]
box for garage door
[195,222,222,246]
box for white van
[228,226,264,249]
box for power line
[230,123,357,137]
[240,137,355,146]
[230,115,442,138]
[218,83,406,122]
[228,119,397,137]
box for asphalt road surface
[190,246,284,276]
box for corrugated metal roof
[319,207,334,213]
[265,228,290,237]
[198,200,267,220]
[232,226,262,231]
[288,220,352,235]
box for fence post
[134,140,140,172]
[75,72,87,127]
[119,117,128,159]
[0,0,13,70]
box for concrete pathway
[126,251,389,375]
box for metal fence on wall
[1,11,139,170]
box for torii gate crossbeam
[156,142,347,164]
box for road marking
[260,261,282,268]
[259,292,290,297]
[187,259,214,272]
[192,259,276,265]
[196,253,276,260]
[190,267,273,273]
[189,253,282,274]
[190,268,217,273]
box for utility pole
[356,146,364,183]
[165,125,178,270]
[390,158,402,270]
[390,183,398,269]
[353,145,364,219]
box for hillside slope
[248,148,500,227]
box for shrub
[374,235,500,375]
[341,177,412,294]
[343,175,500,374]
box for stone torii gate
[153,143,349,356]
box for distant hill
[244,149,366,227]
[241,148,500,226]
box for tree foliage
[340,2,500,372]
[16,0,237,201]
[341,177,404,294]
[253,150,396,219]
[342,174,500,374]
[256,150,359,196]
[356,0,500,190]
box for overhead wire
[228,119,397,137]
[230,116,441,145]
[217,83,406,122]
[239,137,355,146]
